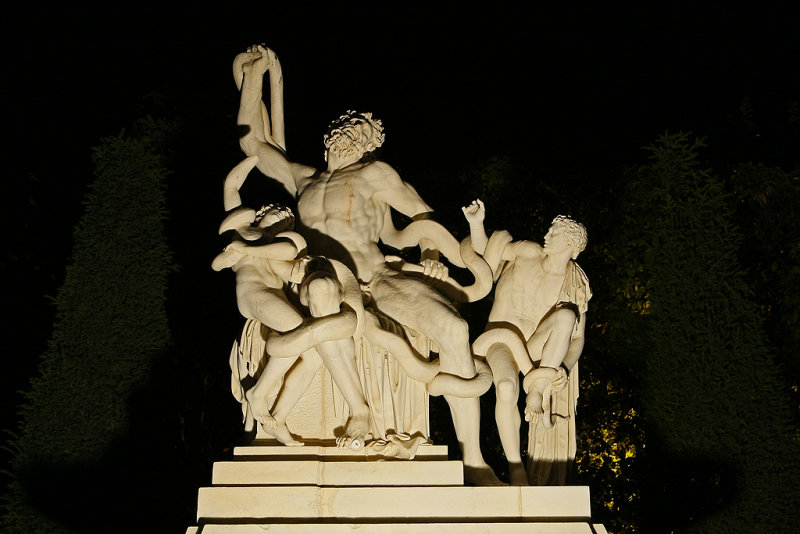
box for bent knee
[440,315,469,345]
[495,377,519,403]
[548,308,577,334]
[303,276,343,316]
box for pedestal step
[233,443,449,460]
[197,485,591,522]
[187,443,607,534]
[213,459,463,486]
[190,522,606,533]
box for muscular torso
[295,162,416,283]
[489,253,566,340]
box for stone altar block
[258,364,340,441]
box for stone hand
[420,259,449,281]
[461,199,485,225]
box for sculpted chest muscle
[491,258,564,327]
[297,167,383,242]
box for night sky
[2,2,799,516]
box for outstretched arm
[378,179,449,278]
[236,45,315,197]
[228,240,300,261]
[372,164,434,220]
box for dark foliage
[614,133,800,533]
[2,127,175,533]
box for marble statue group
[213,45,591,486]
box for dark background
[2,3,799,529]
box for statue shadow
[638,448,737,533]
[12,340,241,533]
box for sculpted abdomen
[299,175,381,242]
[489,259,563,336]
[295,172,387,282]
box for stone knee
[440,313,469,345]
[549,308,578,337]
[304,277,341,316]
[436,314,474,376]
[300,260,343,317]
[495,376,519,404]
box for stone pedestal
[185,443,607,533]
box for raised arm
[236,45,315,198]
[462,199,489,255]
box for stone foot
[336,411,371,450]
[261,420,304,447]
[245,388,276,427]
[464,464,506,486]
[508,462,529,486]
[524,389,544,422]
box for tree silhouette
[615,132,800,532]
[2,128,173,533]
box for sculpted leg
[446,395,504,486]
[264,349,323,446]
[525,309,577,419]
[304,275,371,449]
[237,280,305,429]
[486,343,527,485]
[319,338,371,449]
[246,356,296,427]
[371,274,500,483]
[536,309,577,369]
[371,274,476,378]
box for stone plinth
[186,444,607,533]
[211,459,463,486]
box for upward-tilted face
[545,216,588,259]
[543,226,570,254]
[324,127,364,163]
[322,110,385,165]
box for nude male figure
[465,200,591,485]
[233,45,500,484]
[213,156,369,448]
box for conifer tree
[619,132,800,532]
[2,129,172,533]
[728,162,800,434]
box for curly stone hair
[323,110,385,161]
[551,215,588,256]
